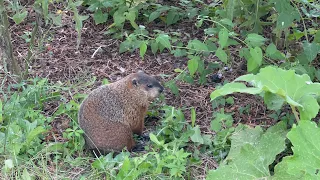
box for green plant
[156,106,187,142]
[207,65,320,179]
[209,109,234,161]
[63,125,85,152]
[0,78,89,178]
[207,121,288,179]
[211,66,320,122]
[273,120,320,179]
[0,78,58,176]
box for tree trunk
[0,0,22,78]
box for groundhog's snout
[159,85,164,93]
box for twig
[0,0,22,80]
[91,46,102,58]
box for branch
[0,0,22,80]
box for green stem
[290,0,309,42]
[23,12,39,79]
[291,105,300,122]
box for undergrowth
[1,0,320,179]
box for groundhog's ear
[132,78,138,86]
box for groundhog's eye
[147,84,153,88]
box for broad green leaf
[264,92,285,110]
[166,10,175,25]
[149,11,161,22]
[219,18,234,28]
[218,29,229,48]
[210,66,320,120]
[172,49,187,57]
[271,0,300,30]
[226,97,234,105]
[93,10,108,24]
[149,133,164,146]
[187,8,199,19]
[190,126,204,144]
[298,95,319,121]
[187,39,208,52]
[87,2,100,11]
[13,11,28,24]
[150,41,158,54]
[247,47,262,72]
[119,40,130,53]
[277,12,299,30]
[225,0,235,21]
[302,42,320,62]
[273,0,300,30]
[292,30,304,41]
[139,42,147,59]
[210,120,221,132]
[210,83,261,100]
[78,15,89,21]
[45,143,65,152]
[166,10,179,25]
[113,10,126,27]
[48,13,62,26]
[116,156,132,179]
[148,7,170,22]
[273,121,320,179]
[245,33,266,47]
[119,39,141,53]
[210,112,233,131]
[207,122,287,180]
[301,6,320,18]
[165,80,179,96]
[40,0,49,22]
[206,40,218,51]
[156,34,171,50]
[314,30,320,43]
[188,57,199,76]
[250,46,263,61]
[125,10,138,29]
[25,126,46,146]
[266,43,285,60]
[215,48,228,63]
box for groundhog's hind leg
[85,121,135,154]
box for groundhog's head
[131,71,164,101]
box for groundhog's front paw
[141,133,150,141]
[132,144,145,152]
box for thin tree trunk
[0,0,22,78]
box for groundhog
[78,71,164,154]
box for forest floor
[3,4,287,178]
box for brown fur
[78,72,163,154]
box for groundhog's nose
[159,86,164,93]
